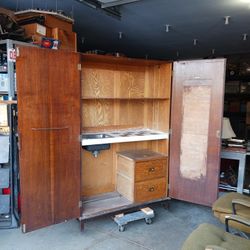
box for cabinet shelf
[81,128,169,146]
[80,191,170,220]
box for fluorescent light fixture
[100,0,140,8]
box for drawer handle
[148,186,155,192]
[148,167,155,173]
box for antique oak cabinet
[16,47,225,232]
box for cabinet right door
[169,59,226,206]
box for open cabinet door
[169,59,226,206]
[16,47,81,232]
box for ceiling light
[165,24,171,32]
[224,16,230,25]
[212,49,215,55]
[243,33,248,41]
[193,39,198,46]
[119,31,123,39]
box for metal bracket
[21,224,26,233]
[79,200,83,208]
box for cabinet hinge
[18,133,21,151]
[22,224,26,233]
[16,47,20,57]
[79,201,83,208]
[77,64,82,71]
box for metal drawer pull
[148,186,155,192]
[31,126,69,131]
[148,167,155,173]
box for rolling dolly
[114,207,154,232]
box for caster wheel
[145,218,152,224]
[118,225,125,232]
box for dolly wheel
[118,225,125,232]
[145,218,152,224]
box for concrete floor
[0,200,223,250]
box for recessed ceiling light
[165,24,171,32]
[224,16,230,25]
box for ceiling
[1,0,250,60]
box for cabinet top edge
[81,53,172,66]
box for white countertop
[81,128,169,146]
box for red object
[2,187,10,194]
[42,40,52,48]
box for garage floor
[0,200,223,250]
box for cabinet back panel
[81,62,171,99]
[82,100,169,132]
[81,56,171,198]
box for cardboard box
[22,23,51,37]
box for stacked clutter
[15,9,77,51]
[0,8,26,41]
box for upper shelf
[81,128,169,146]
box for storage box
[22,23,51,37]
[0,135,9,163]
[0,168,9,188]
[0,74,8,92]
[0,104,8,126]
[0,194,10,214]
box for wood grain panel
[169,59,226,206]
[135,159,167,182]
[118,66,145,98]
[82,100,114,128]
[135,177,166,202]
[82,67,115,98]
[17,47,81,232]
[81,146,115,197]
[49,51,81,223]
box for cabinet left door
[16,47,81,232]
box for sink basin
[82,133,112,139]
[82,133,111,157]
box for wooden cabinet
[15,47,226,232]
[117,149,167,202]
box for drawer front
[135,159,166,182]
[135,177,166,203]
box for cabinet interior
[80,54,172,217]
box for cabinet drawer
[135,177,166,203]
[135,159,166,182]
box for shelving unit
[80,54,172,220]
[0,39,27,229]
